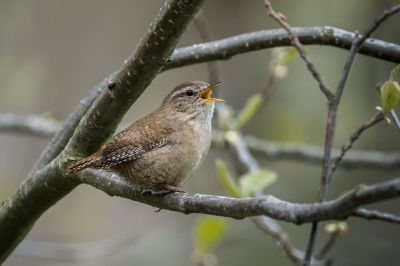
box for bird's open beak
[200,82,224,103]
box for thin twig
[353,208,400,224]
[252,216,323,266]
[263,0,333,99]
[390,110,400,133]
[330,111,385,174]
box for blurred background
[1,0,400,265]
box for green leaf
[215,159,241,197]
[239,168,277,196]
[276,47,298,66]
[194,217,228,253]
[234,93,264,130]
[380,81,400,114]
[389,64,400,84]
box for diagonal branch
[61,0,205,163]
[330,111,384,174]
[0,0,205,263]
[263,0,333,99]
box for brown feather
[66,154,100,174]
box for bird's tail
[66,154,100,174]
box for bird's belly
[113,135,210,189]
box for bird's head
[162,81,223,119]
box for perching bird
[66,81,223,195]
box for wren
[66,81,223,195]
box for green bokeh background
[1,0,400,265]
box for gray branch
[2,114,400,170]
[243,135,400,169]
[1,5,400,265]
[0,113,62,137]
[0,0,205,262]
[352,208,400,224]
[79,169,400,224]
[166,26,400,70]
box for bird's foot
[140,185,185,196]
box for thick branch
[166,27,400,70]
[0,0,205,262]
[80,170,400,224]
[0,161,78,262]
[61,0,205,162]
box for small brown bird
[66,81,223,195]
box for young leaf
[234,93,264,130]
[277,47,298,66]
[324,221,349,235]
[380,81,400,114]
[239,168,277,196]
[215,159,241,197]
[389,64,400,84]
[194,217,228,253]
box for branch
[0,113,62,138]
[242,135,400,169]
[263,0,333,99]
[305,5,400,264]
[390,110,400,133]
[252,216,323,266]
[223,132,316,264]
[79,169,400,224]
[3,115,400,170]
[60,0,205,162]
[0,0,205,262]
[352,208,400,224]
[193,14,312,265]
[330,111,384,173]
[31,84,105,173]
[166,26,400,70]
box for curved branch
[166,26,400,70]
[80,170,400,224]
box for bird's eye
[185,90,194,96]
